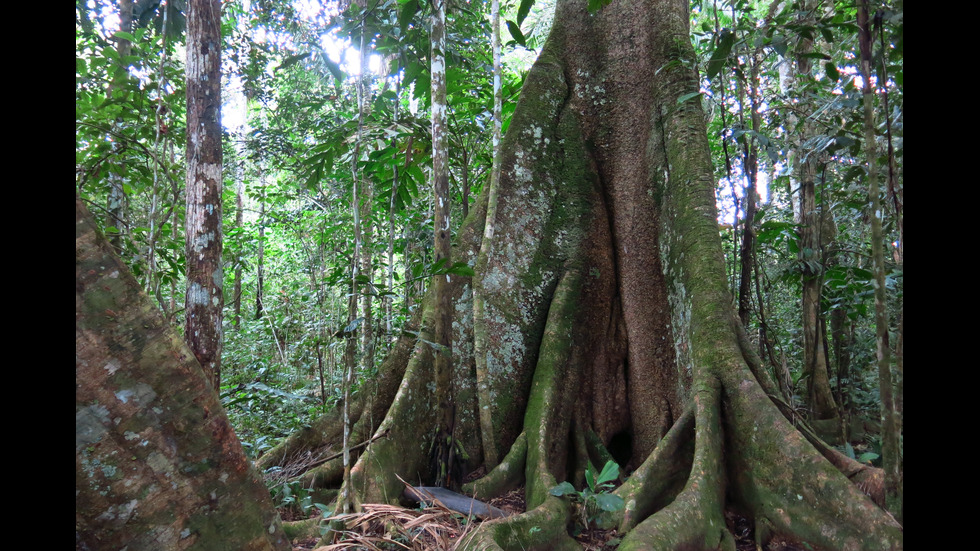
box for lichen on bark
[254,1,903,549]
[76,197,289,551]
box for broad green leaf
[277,52,311,72]
[587,0,612,13]
[343,317,365,334]
[677,92,701,104]
[596,460,620,487]
[707,29,735,79]
[506,20,526,48]
[858,452,880,464]
[819,25,834,44]
[771,38,788,57]
[399,0,418,30]
[592,493,624,512]
[824,62,840,82]
[321,56,345,83]
[445,262,475,277]
[516,0,535,25]
[549,481,576,497]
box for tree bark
[430,0,456,488]
[185,0,224,390]
[255,180,266,320]
[76,197,289,551]
[792,0,839,436]
[859,0,902,523]
[473,0,505,470]
[233,177,244,328]
[258,1,903,548]
[106,0,134,254]
[356,29,377,379]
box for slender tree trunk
[147,11,173,314]
[340,275,358,514]
[791,0,838,434]
[106,0,134,253]
[338,28,369,516]
[233,174,244,329]
[859,1,901,523]
[430,0,455,487]
[357,35,376,379]
[461,149,470,221]
[830,306,854,441]
[736,43,761,328]
[473,0,504,469]
[185,0,224,390]
[385,71,401,340]
[255,181,266,320]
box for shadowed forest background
[76,0,902,549]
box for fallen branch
[305,429,391,471]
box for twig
[305,429,390,470]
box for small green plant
[270,480,321,516]
[549,460,625,529]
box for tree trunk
[792,0,839,437]
[859,0,902,523]
[185,0,224,390]
[473,0,505,470]
[258,1,903,548]
[255,180,266,320]
[233,177,244,328]
[356,29,377,380]
[430,0,456,488]
[76,197,289,551]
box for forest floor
[284,485,809,551]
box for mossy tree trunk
[858,0,902,523]
[260,1,902,549]
[76,197,290,551]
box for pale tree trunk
[357,32,376,381]
[338,30,368,515]
[473,0,504,469]
[185,0,224,390]
[106,0,134,253]
[385,71,400,340]
[76,197,290,551]
[859,0,902,523]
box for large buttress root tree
[76,197,290,551]
[259,1,902,548]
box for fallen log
[403,486,510,520]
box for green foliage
[77,0,902,476]
[549,460,625,529]
[694,0,903,440]
[267,479,329,517]
[586,0,613,14]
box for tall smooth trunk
[430,0,455,486]
[859,1,901,522]
[185,0,224,390]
